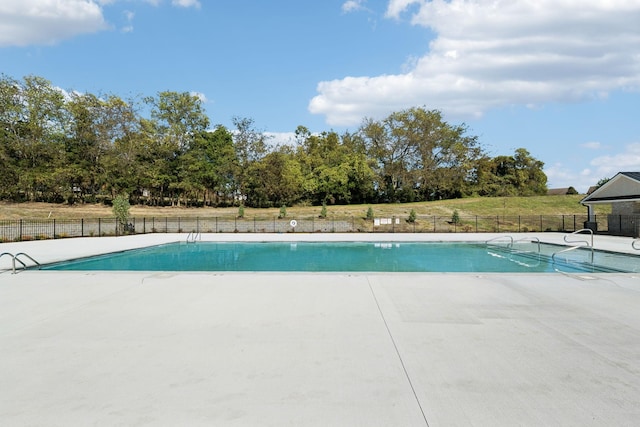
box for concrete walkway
[1,234,640,426]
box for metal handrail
[514,236,541,253]
[186,231,201,243]
[15,253,41,269]
[0,252,41,274]
[1,252,17,273]
[633,239,640,250]
[552,229,594,264]
[486,235,514,248]
[0,252,14,261]
[563,228,594,247]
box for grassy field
[0,195,607,220]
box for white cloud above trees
[0,0,108,46]
[310,0,640,126]
[0,0,201,47]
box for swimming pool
[42,241,637,273]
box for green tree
[145,91,210,206]
[295,129,375,205]
[474,148,547,196]
[0,75,22,199]
[232,117,270,204]
[360,107,483,202]
[99,95,142,201]
[63,93,139,202]
[179,127,238,206]
[11,76,66,202]
[112,194,131,233]
[246,147,304,207]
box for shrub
[278,205,287,218]
[408,209,416,223]
[238,205,245,218]
[451,209,460,225]
[112,194,130,232]
[366,207,374,220]
[320,202,327,218]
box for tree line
[0,74,547,208]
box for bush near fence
[0,214,614,242]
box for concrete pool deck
[1,233,640,426]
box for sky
[1,0,640,193]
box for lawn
[0,195,607,220]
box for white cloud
[0,0,202,47]
[546,142,640,192]
[581,141,603,150]
[122,10,135,33]
[589,142,640,174]
[0,0,108,47]
[190,91,208,103]
[342,1,367,13]
[172,0,201,8]
[265,132,296,148]
[310,0,640,126]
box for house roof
[581,172,640,205]
[620,172,640,182]
[547,188,570,195]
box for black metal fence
[0,214,619,242]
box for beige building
[581,172,640,237]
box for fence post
[496,215,499,233]
[19,219,22,241]
[433,216,436,233]
[143,218,146,234]
[540,215,543,232]
[254,216,256,233]
[476,216,478,233]
[53,219,56,239]
[99,218,101,236]
[81,218,84,237]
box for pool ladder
[485,235,542,267]
[551,229,594,264]
[486,235,541,252]
[186,231,201,243]
[0,252,41,274]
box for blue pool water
[42,241,636,273]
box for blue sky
[1,0,640,193]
